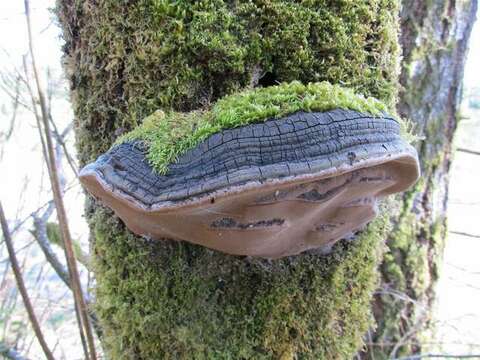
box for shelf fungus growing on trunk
[79,82,420,258]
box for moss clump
[57,0,401,357]
[118,81,395,174]
[92,205,391,359]
[57,0,399,166]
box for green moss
[372,175,448,357]
[57,0,399,165]
[92,206,391,359]
[57,0,402,357]
[118,81,395,174]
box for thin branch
[31,207,93,297]
[0,69,30,110]
[43,222,91,271]
[31,208,70,286]
[0,202,55,360]
[33,213,103,340]
[456,147,480,156]
[22,55,50,183]
[0,74,21,148]
[375,287,426,310]
[389,317,426,359]
[449,200,480,206]
[0,239,36,264]
[366,341,480,348]
[23,1,97,359]
[7,180,78,237]
[393,354,480,359]
[49,113,78,177]
[445,262,480,275]
[449,230,480,239]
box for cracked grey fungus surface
[79,109,420,258]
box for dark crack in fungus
[80,107,420,258]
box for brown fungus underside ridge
[80,109,419,258]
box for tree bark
[56,0,476,358]
[366,0,478,358]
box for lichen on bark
[56,0,404,358]
[363,0,478,358]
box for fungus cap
[79,109,419,258]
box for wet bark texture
[364,0,478,358]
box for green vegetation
[118,81,394,174]
[372,150,449,357]
[92,206,392,359]
[57,0,403,357]
[57,0,399,165]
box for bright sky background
[0,0,63,69]
[0,0,86,241]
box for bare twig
[43,222,91,270]
[389,317,426,359]
[366,340,480,348]
[31,206,93,297]
[0,74,21,146]
[366,328,376,360]
[22,54,51,184]
[0,202,55,360]
[456,147,480,156]
[23,1,97,359]
[31,204,70,286]
[449,200,480,206]
[27,161,103,342]
[0,239,36,264]
[445,262,480,275]
[8,180,78,237]
[449,230,480,239]
[49,114,78,177]
[393,354,480,359]
[0,67,30,110]
[375,287,426,310]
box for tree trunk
[56,0,476,358]
[365,1,477,358]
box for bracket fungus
[79,82,420,259]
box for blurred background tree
[365,0,478,358]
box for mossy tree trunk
[56,0,476,359]
[364,1,478,358]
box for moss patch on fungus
[117,81,398,174]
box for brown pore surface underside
[79,109,419,258]
[81,152,418,258]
